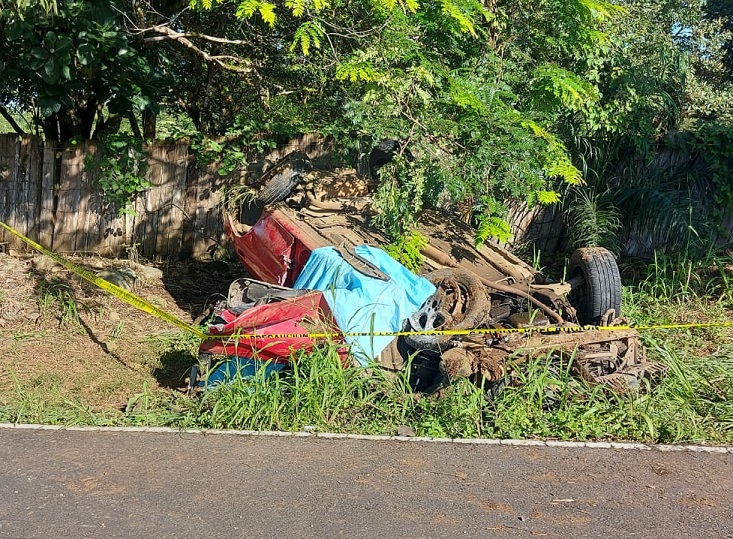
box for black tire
[568,247,622,325]
[255,151,312,206]
[404,268,490,352]
[368,139,412,179]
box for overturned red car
[193,151,665,393]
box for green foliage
[410,380,485,438]
[0,0,56,15]
[0,0,159,141]
[87,134,150,216]
[189,346,415,433]
[475,215,512,247]
[690,122,733,223]
[235,0,277,27]
[291,20,324,55]
[372,160,427,239]
[1,0,726,263]
[563,132,713,255]
[36,278,80,326]
[385,230,428,272]
[624,250,733,306]
[530,64,600,113]
[535,190,562,205]
[521,119,583,185]
[336,61,383,83]
[564,184,621,251]
[0,377,104,426]
[703,0,733,79]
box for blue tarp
[293,245,436,365]
[204,358,286,387]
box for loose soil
[0,250,246,412]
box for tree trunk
[41,96,97,143]
[143,108,157,141]
[92,111,123,139]
[128,112,143,139]
[42,108,76,143]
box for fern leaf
[285,0,307,17]
[438,0,476,37]
[536,190,562,205]
[577,0,626,20]
[475,216,512,247]
[292,24,311,54]
[531,64,599,113]
[291,21,324,54]
[259,2,276,27]
[544,154,583,185]
[191,0,223,8]
[336,61,381,83]
[404,0,419,13]
[312,0,329,11]
[236,0,259,18]
[520,118,583,185]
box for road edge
[1,422,731,453]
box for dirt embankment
[0,250,242,410]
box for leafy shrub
[86,134,150,216]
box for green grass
[2,251,732,444]
[0,374,111,426]
[181,347,415,433]
[36,278,81,327]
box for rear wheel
[368,140,412,179]
[568,247,622,325]
[256,152,312,206]
[369,140,399,179]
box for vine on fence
[85,134,150,216]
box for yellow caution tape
[212,321,733,340]
[0,221,209,339]
[3,220,732,342]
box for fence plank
[8,136,20,244]
[167,143,189,258]
[133,145,160,259]
[38,142,56,248]
[20,136,42,242]
[74,141,94,253]
[187,159,224,259]
[53,146,85,253]
[146,142,189,258]
[180,157,202,259]
[153,144,174,258]
[91,142,128,256]
[0,135,12,245]
[17,136,30,239]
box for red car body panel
[225,208,318,287]
[200,291,346,363]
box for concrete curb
[1,422,732,453]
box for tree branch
[144,24,249,45]
[0,105,25,135]
[141,24,252,71]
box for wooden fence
[0,132,571,260]
[0,134,333,260]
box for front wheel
[568,247,622,325]
[404,268,490,352]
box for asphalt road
[1,427,732,539]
